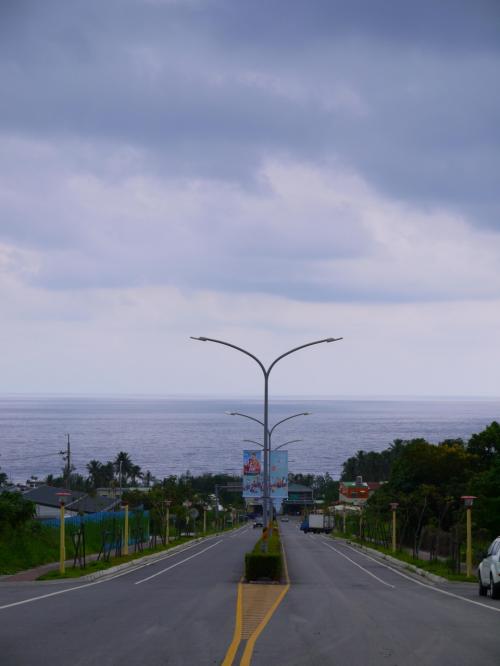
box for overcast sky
[1,0,499,397]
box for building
[339,476,383,506]
[282,482,314,514]
[23,485,120,519]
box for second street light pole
[229,411,308,534]
[191,336,342,550]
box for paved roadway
[0,526,257,666]
[2,520,500,665]
[253,519,500,666]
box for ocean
[1,395,499,484]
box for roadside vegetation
[2,421,499,580]
[335,421,500,577]
[0,466,244,575]
[245,524,283,582]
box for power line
[1,452,61,462]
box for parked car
[478,536,500,598]
[280,516,289,522]
[253,519,263,529]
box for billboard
[242,450,263,498]
[242,449,289,499]
[270,450,288,499]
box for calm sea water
[1,395,499,484]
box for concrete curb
[81,529,241,582]
[338,537,449,584]
[81,538,205,581]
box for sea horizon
[1,392,499,401]
[1,395,499,486]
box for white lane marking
[134,540,222,584]
[330,539,500,614]
[0,570,124,611]
[0,536,223,611]
[322,541,395,589]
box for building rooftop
[23,485,120,514]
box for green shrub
[244,525,283,581]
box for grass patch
[37,522,241,580]
[0,524,62,574]
[337,535,474,582]
[37,537,194,580]
[1,517,239,577]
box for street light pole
[461,496,476,577]
[191,336,342,548]
[232,411,308,531]
[122,502,129,555]
[389,502,399,553]
[56,491,71,575]
[165,499,172,545]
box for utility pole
[59,434,71,490]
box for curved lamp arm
[274,439,303,452]
[243,439,264,449]
[268,412,310,438]
[191,337,266,376]
[226,411,264,428]
[267,337,342,376]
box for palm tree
[130,464,143,486]
[87,460,103,489]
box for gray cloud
[1,1,498,221]
[0,0,499,303]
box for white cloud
[1,272,499,395]
[2,136,499,304]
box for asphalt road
[3,520,500,666]
[0,526,257,666]
[252,519,500,666]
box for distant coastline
[1,395,499,485]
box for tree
[86,460,104,489]
[0,492,35,531]
[467,421,500,469]
[114,451,141,487]
[340,443,404,482]
[312,473,339,505]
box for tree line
[341,421,500,552]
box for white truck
[301,514,334,534]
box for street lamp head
[225,411,237,416]
[326,337,343,343]
[190,336,208,341]
[461,495,476,508]
[56,491,71,506]
[302,412,310,416]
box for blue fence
[41,510,150,529]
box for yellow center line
[221,581,243,666]
[239,583,290,666]
[221,533,291,666]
